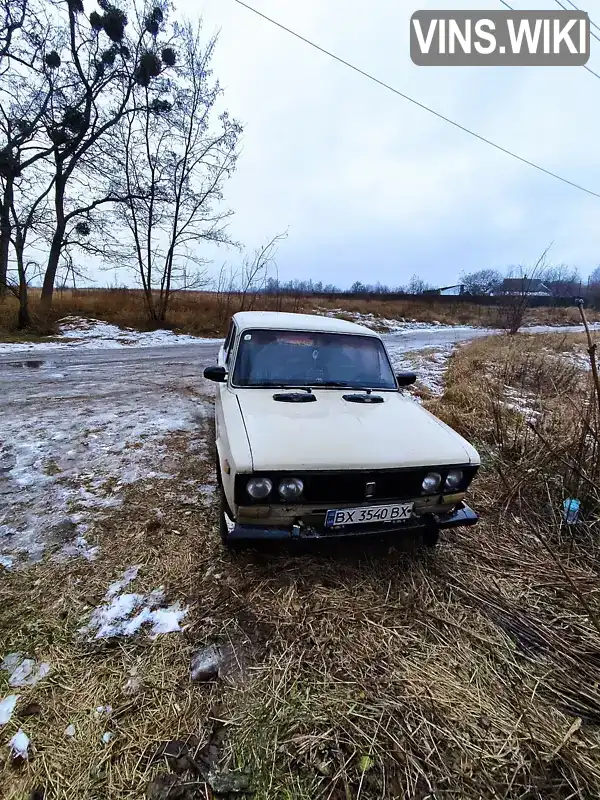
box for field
[1,288,598,339]
[3,326,600,798]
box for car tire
[218,486,231,545]
[423,524,440,548]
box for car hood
[236,389,479,471]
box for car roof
[231,311,380,337]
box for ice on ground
[56,535,99,563]
[0,316,223,354]
[1,373,212,564]
[80,568,187,640]
[9,729,29,760]
[0,695,19,725]
[385,343,454,399]
[65,724,76,737]
[102,731,113,744]
[3,656,51,688]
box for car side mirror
[203,366,227,383]
[396,371,417,387]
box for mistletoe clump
[63,107,86,133]
[102,6,127,42]
[144,6,163,36]
[120,45,131,59]
[135,51,161,86]
[75,221,91,236]
[49,127,69,146]
[90,11,104,30]
[161,47,176,67]
[101,44,119,65]
[150,97,171,114]
[14,119,33,137]
[45,50,61,69]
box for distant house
[426,284,465,296]
[496,278,552,297]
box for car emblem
[365,481,376,498]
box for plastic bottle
[563,498,581,524]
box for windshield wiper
[251,382,312,391]
[314,381,355,388]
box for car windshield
[232,329,397,389]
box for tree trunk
[14,226,31,329]
[17,286,31,328]
[0,177,14,296]
[40,224,65,310]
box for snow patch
[0,695,19,725]
[0,316,223,354]
[503,386,541,422]
[65,724,76,737]
[385,343,454,398]
[80,568,187,640]
[9,729,29,760]
[0,555,13,570]
[313,307,474,334]
[4,656,51,688]
[106,565,140,598]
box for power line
[560,0,600,34]
[500,0,600,78]
[553,0,600,43]
[231,0,600,199]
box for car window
[232,329,397,389]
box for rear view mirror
[396,371,417,387]
[203,366,227,383]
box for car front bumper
[225,502,479,541]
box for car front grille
[235,466,477,505]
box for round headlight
[246,476,273,499]
[278,477,304,500]
[422,472,442,494]
[445,469,464,490]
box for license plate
[325,503,414,527]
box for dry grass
[2,288,597,339]
[5,334,600,798]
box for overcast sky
[166,0,600,289]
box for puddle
[7,360,53,369]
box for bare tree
[239,233,287,311]
[496,247,552,334]
[460,268,502,296]
[1,0,180,317]
[0,0,57,295]
[116,21,241,322]
[406,274,434,294]
[7,161,55,327]
[38,0,182,311]
[540,264,581,298]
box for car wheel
[423,524,440,548]
[218,482,238,549]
